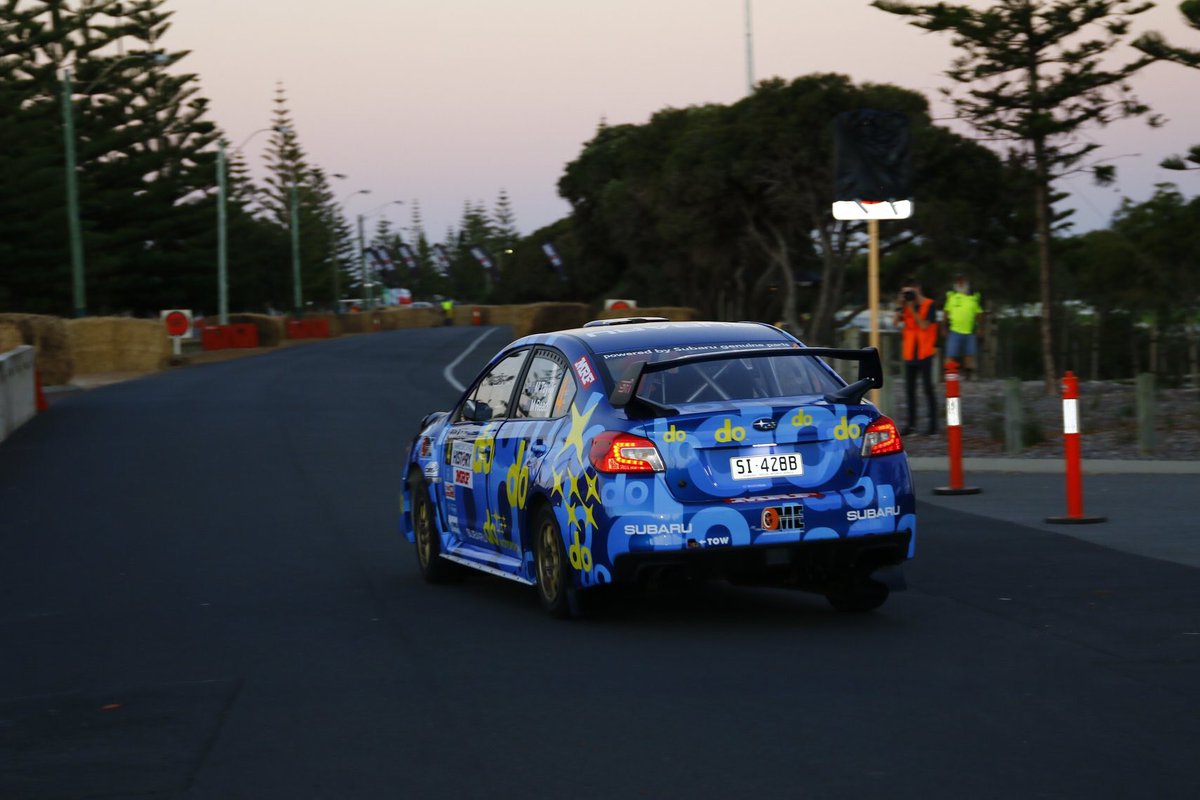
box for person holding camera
[893,277,939,436]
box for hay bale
[304,313,344,338]
[524,303,589,337]
[227,313,286,347]
[67,317,169,374]
[594,306,700,322]
[383,308,443,329]
[0,313,74,385]
[450,303,587,339]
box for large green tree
[873,0,1160,390]
[558,74,1025,343]
[260,85,348,312]
[0,0,223,315]
[1135,1,1200,170]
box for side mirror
[463,399,493,423]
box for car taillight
[861,416,903,457]
[589,432,665,473]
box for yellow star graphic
[582,502,598,530]
[564,499,578,526]
[551,467,564,499]
[569,474,584,505]
[585,472,600,504]
[558,399,596,465]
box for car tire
[410,477,458,584]
[825,575,890,613]
[533,506,575,618]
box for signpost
[832,109,914,406]
[161,309,193,357]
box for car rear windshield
[600,344,843,405]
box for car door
[487,348,577,571]
[440,348,530,558]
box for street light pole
[334,188,370,309]
[745,0,755,95]
[357,213,368,309]
[61,68,86,317]
[356,200,403,309]
[216,140,228,323]
[290,179,302,313]
[216,125,286,324]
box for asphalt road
[2,327,1198,800]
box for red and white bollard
[934,359,980,495]
[1045,370,1105,524]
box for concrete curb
[907,456,1200,475]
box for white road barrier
[1,345,37,443]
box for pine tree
[260,85,345,311]
[0,0,223,315]
[873,0,1160,391]
[1135,1,1200,170]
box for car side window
[460,350,529,421]
[516,351,569,420]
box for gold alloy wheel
[416,497,433,568]
[538,520,561,603]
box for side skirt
[439,553,535,586]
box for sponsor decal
[847,505,900,521]
[423,461,440,481]
[453,468,473,488]
[444,484,456,500]
[715,418,746,443]
[663,424,686,442]
[450,441,473,469]
[791,410,814,428]
[623,522,693,536]
[726,492,824,504]
[464,526,487,542]
[704,535,731,547]
[573,355,596,387]
[833,416,863,441]
[761,504,804,531]
[447,515,460,533]
[568,530,593,571]
[419,436,432,457]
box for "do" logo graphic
[663,424,686,442]
[791,410,814,428]
[833,416,862,440]
[715,418,746,443]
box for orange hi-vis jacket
[901,298,937,361]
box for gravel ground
[888,378,1200,461]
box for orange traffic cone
[35,369,48,412]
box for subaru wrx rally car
[400,319,915,617]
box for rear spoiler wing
[609,346,883,414]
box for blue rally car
[400,319,915,617]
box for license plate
[730,453,804,480]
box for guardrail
[1,345,37,443]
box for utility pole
[61,69,86,317]
[216,140,228,323]
[745,0,755,95]
[290,181,302,313]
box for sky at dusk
[167,0,1199,240]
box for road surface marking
[443,328,498,392]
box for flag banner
[366,246,396,272]
[542,242,565,277]
[469,245,495,271]
[431,244,451,276]
[398,243,418,271]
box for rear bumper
[610,529,912,591]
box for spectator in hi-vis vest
[893,276,939,436]
[943,273,983,379]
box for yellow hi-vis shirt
[944,290,982,334]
